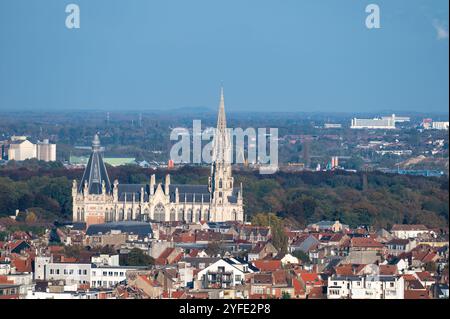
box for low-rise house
[289,235,320,254]
[346,237,384,264]
[196,257,258,289]
[327,275,404,299]
[247,242,278,261]
[238,226,271,243]
[391,224,431,239]
[386,238,417,256]
[415,271,435,289]
[307,220,349,233]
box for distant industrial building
[432,121,449,130]
[8,137,36,161]
[36,139,56,162]
[324,123,342,129]
[5,136,56,162]
[351,114,397,129]
[382,115,410,123]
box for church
[72,89,244,226]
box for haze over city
[0,0,448,113]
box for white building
[324,123,342,129]
[382,114,410,123]
[90,266,137,289]
[196,257,258,289]
[35,254,143,289]
[391,224,431,239]
[36,139,57,162]
[351,114,396,129]
[8,139,36,161]
[327,275,405,299]
[432,121,449,130]
[34,256,91,286]
[7,136,56,162]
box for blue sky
[0,0,448,113]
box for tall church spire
[213,86,231,164]
[78,134,111,195]
[209,87,234,204]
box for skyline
[0,0,449,113]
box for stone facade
[73,89,244,226]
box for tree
[281,291,291,299]
[25,211,38,224]
[205,241,224,257]
[120,248,154,266]
[252,213,288,253]
[292,250,310,263]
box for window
[114,272,118,277]
[120,272,124,276]
[103,271,107,276]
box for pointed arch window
[154,203,166,222]
[178,209,184,222]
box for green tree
[252,213,288,253]
[120,248,154,266]
[292,250,310,263]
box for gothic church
[72,89,244,226]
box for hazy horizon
[1,0,448,113]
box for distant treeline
[0,164,448,230]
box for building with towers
[72,88,244,226]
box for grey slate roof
[116,183,240,204]
[86,221,152,237]
[78,135,111,195]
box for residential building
[196,257,258,289]
[391,224,431,239]
[327,275,404,299]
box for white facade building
[351,114,396,129]
[432,121,449,130]
[34,257,91,286]
[391,224,431,239]
[196,258,258,289]
[8,139,36,161]
[327,275,405,299]
[36,139,57,162]
[7,137,56,162]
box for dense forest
[0,162,448,230]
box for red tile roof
[404,290,430,299]
[253,260,282,272]
[351,237,384,248]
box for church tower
[78,134,111,195]
[209,87,234,207]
